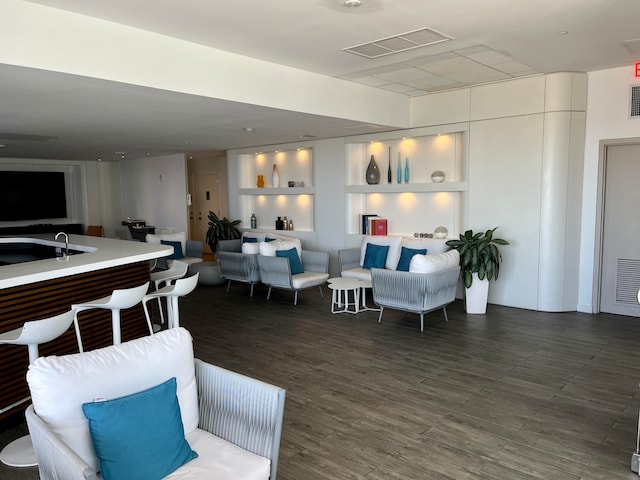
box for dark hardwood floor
[2,282,640,479]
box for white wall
[120,154,189,236]
[579,65,640,312]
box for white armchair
[25,328,285,480]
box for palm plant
[445,228,509,288]
[205,211,241,253]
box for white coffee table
[327,278,362,314]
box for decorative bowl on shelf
[434,226,448,239]
[431,170,445,183]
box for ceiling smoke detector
[344,0,361,7]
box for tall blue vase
[404,157,410,183]
[396,154,402,184]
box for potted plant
[205,211,242,254]
[446,228,509,314]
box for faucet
[55,231,69,258]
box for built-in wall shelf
[344,182,468,194]
[239,187,315,195]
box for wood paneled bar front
[0,234,171,421]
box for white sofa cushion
[290,271,330,289]
[258,239,302,257]
[401,237,449,254]
[146,232,187,254]
[409,250,460,274]
[241,242,261,254]
[165,428,270,480]
[341,267,371,281]
[27,328,199,472]
[359,235,403,270]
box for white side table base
[328,279,362,314]
[0,434,37,467]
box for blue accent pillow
[82,377,197,480]
[276,247,304,275]
[363,243,389,269]
[242,236,258,243]
[264,237,276,242]
[396,247,427,271]
[160,240,184,259]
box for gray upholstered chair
[257,250,329,305]
[216,239,262,297]
[370,250,460,332]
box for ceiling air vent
[630,85,640,118]
[343,27,452,59]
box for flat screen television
[0,171,68,221]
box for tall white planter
[465,273,489,314]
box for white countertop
[0,234,172,289]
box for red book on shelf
[371,218,388,235]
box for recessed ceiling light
[243,127,255,133]
[559,31,569,35]
[344,0,361,7]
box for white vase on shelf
[271,164,280,188]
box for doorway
[190,174,220,246]
[596,140,640,316]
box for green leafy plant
[205,211,242,253]
[445,228,509,288]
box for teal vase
[404,157,409,183]
[396,155,402,184]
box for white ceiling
[2,0,640,161]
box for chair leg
[226,280,232,293]
[420,313,424,332]
[294,291,298,305]
[156,297,165,325]
[378,307,384,324]
[142,299,155,335]
[318,285,324,300]
[443,306,449,322]
[73,311,84,353]
[111,309,122,345]
[171,296,180,328]
[250,283,255,297]
[267,286,272,300]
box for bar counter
[0,234,172,421]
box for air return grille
[343,27,452,59]
[630,85,640,118]
[616,258,640,304]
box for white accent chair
[142,273,199,331]
[72,282,150,352]
[25,327,285,480]
[0,309,75,468]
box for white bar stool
[0,309,75,467]
[149,260,188,328]
[72,282,150,352]
[142,273,199,332]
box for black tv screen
[0,171,68,221]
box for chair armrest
[186,239,204,259]
[257,255,292,288]
[25,405,99,480]
[217,239,242,252]
[217,251,260,283]
[338,248,361,273]
[371,266,460,312]
[301,250,329,273]
[195,359,285,480]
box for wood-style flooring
[2,281,640,479]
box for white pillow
[146,232,187,254]
[241,242,260,254]
[27,328,199,472]
[359,235,403,270]
[259,239,302,257]
[401,237,449,255]
[409,250,460,274]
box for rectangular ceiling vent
[631,85,640,118]
[343,27,452,59]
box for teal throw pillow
[160,240,184,259]
[396,247,427,272]
[242,236,258,243]
[82,377,197,480]
[264,237,276,242]
[276,247,304,275]
[363,243,389,269]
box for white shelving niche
[345,125,468,239]
[237,147,315,233]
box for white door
[191,174,220,246]
[599,143,640,316]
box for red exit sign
[636,62,640,77]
